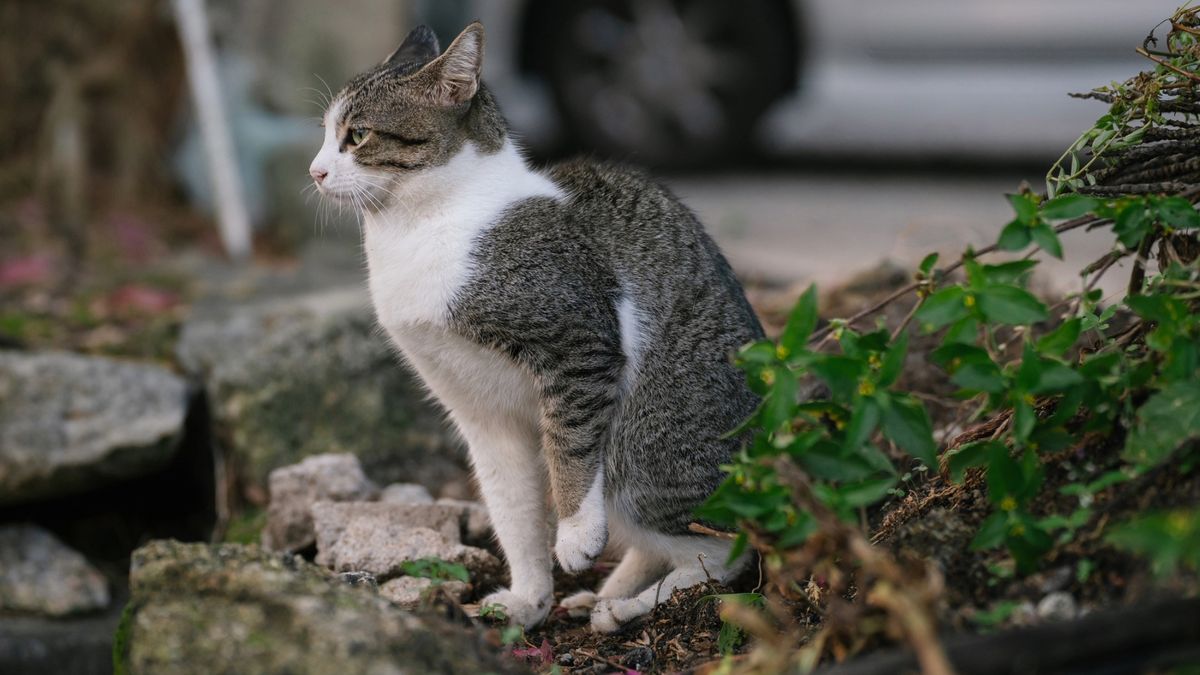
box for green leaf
[1107,509,1200,575]
[763,365,798,431]
[952,363,1007,394]
[1013,398,1037,443]
[844,396,881,452]
[1030,222,1063,259]
[1113,202,1151,248]
[998,219,1033,251]
[809,355,864,402]
[1007,193,1039,225]
[946,440,998,483]
[1030,362,1084,394]
[972,512,1009,550]
[779,285,819,356]
[915,287,970,331]
[1035,319,1081,357]
[726,531,748,565]
[776,512,817,548]
[839,475,898,507]
[1123,381,1200,467]
[919,253,939,276]
[880,395,938,467]
[981,260,1039,285]
[798,444,879,482]
[977,286,1048,325]
[877,332,908,388]
[985,442,1023,506]
[1153,196,1200,229]
[1040,194,1099,221]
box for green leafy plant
[398,557,471,584]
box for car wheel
[531,0,797,167]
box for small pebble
[622,646,654,671]
[338,571,378,589]
[556,652,575,666]
[1037,591,1078,622]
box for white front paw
[480,588,551,628]
[555,511,607,574]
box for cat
[309,22,765,632]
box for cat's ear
[384,25,440,67]
[416,21,484,106]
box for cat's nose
[310,167,328,184]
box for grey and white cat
[309,22,764,632]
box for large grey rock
[175,290,466,502]
[117,540,520,675]
[0,350,188,505]
[311,502,503,587]
[0,602,121,675]
[0,525,109,617]
[379,576,471,608]
[380,482,434,505]
[262,453,379,552]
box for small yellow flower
[858,380,876,396]
[761,369,776,385]
[834,418,847,430]
[1000,496,1018,512]
[868,354,882,369]
[776,344,790,360]
[964,294,976,308]
[1167,511,1191,537]
[735,474,746,486]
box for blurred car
[417,0,1181,166]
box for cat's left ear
[384,25,441,67]
[416,21,484,106]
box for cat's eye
[348,128,369,146]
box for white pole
[172,0,253,260]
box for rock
[262,453,380,552]
[175,291,467,502]
[0,525,109,617]
[118,540,520,674]
[436,498,492,545]
[623,646,655,671]
[1036,591,1078,622]
[0,602,122,675]
[380,482,434,505]
[0,350,188,505]
[311,502,503,587]
[379,577,470,608]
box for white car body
[453,0,1182,160]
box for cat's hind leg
[560,546,667,618]
[588,535,746,633]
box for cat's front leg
[455,414,554,627]
[537,342,623,574]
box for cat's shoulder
[548,158,676,207]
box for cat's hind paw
[589,597,626,633]
[559,590,598,618]
[479,588,551,628]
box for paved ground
[667,171,1127,300]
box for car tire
[529,0,798,167]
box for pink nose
[310,167,328,184]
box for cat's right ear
[413,21,484,107]
[384,25,441,67]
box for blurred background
[0,1,1185,672]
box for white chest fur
[362,141,562,330]
[362,141,562,427]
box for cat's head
[308,22,505,210]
